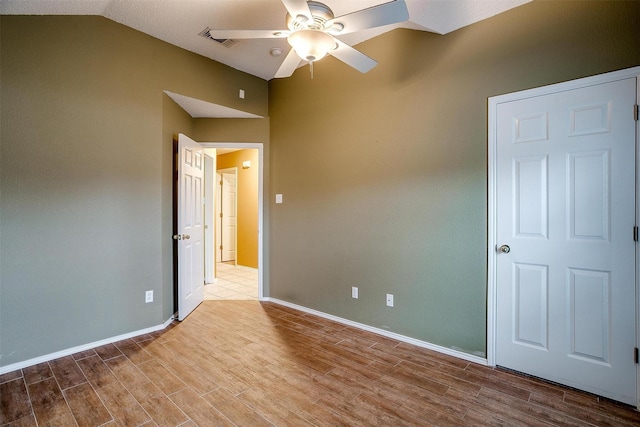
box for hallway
[204,263,258,300]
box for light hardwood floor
[1,301,639,426]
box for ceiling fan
[208,0,409,78]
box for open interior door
[176,133,204,321]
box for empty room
[1,0,640,425]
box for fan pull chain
[309,60,314,79]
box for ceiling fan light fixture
[287,29,334,62]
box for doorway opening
[202,144,263,301]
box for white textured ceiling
[1,0,529,117]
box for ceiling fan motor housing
[286,1,335,31]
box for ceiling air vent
[199,27,238,48]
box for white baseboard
[265,298,488,366]
[0,316,175,375]
[2,300,488,375]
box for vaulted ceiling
[1,0,530,81]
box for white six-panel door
[492,76,637,404]
[177,134,205,321]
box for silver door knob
[172,234,181,240]
[183,234,191,240]
[498,244,510,253]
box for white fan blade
[326,0,409,35]
[329,39,377,73]
[281,0,312,22]
[207,29,288,39]
[274,48,302,78]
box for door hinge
[220,213,223,218]
[635,347,639,364]
[634,226,638,242]
[220,180,224,185]
[634,104,639,121]
[219,245,223,250]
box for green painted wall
[193,118,270,143]
[0,16,268,367]
[267,0,640,357]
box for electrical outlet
[352,287,358,299]
[239,89,245,99]
[145,290,153,303]
[386,293,394,307]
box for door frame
[204,152,216,284]
[216,167,238,265]
[202,142,265,300]
[487,66,640,405]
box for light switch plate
[275,194,283,204]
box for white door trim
[487,66,640,404]
[203,153,216,284]
[217,167,238,264]
[201,142,265,301]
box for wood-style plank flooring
[1,301,639,426]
